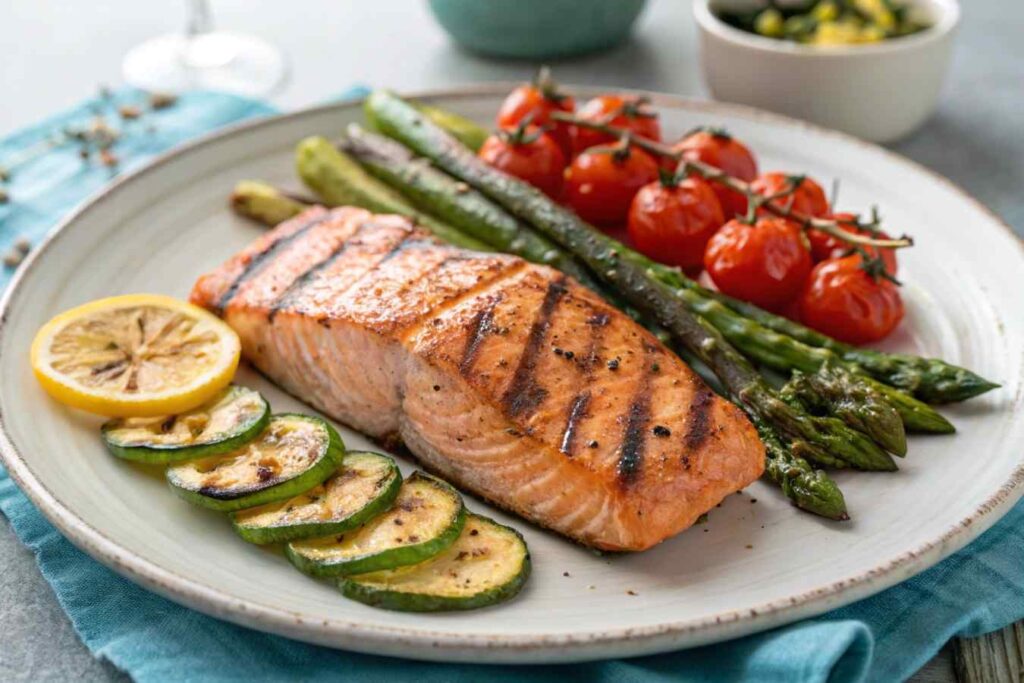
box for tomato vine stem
[550,111,913,253]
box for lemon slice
[31,294,240,417]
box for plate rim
[1,84,1022,662]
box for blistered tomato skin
[572,94,662,155]
[564,148,660,226]
[496,85,576,158]
[798,255,905,345]
[703,217,813,310]
[628,177,725,273]
[751,172,830,219]
[674,131,759,220]
[478,128,567,200]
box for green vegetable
[229,181,311,226]
[753,416,848,520]
[754,8,784,37]
[697,288,998,404]
[781,363,906,456]
[341,124,602,291]
[102,385,269,464]
[295,136,491,252]
[364,90,894,476]
[716,0,930,46]
[412,101,490,152]
[339,514,530,612]
[231,451,402,544]
[614,262,954,433]
[285,472,465,577]
[166,414,344,512]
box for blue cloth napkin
[2,89,1023,683]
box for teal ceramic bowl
[427,0,648,59]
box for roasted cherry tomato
[751,172,830,219]
[572,94,662,155]
[673,129,758,220]
[627,175,724,273]
[496,71,576,158]
[479,125,567,199]
[807,212,898,276]
[798,255,904,344]
[703,217,812,310]
[564,146,660,226]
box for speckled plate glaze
[1,87,1022,664]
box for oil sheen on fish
[191,207,765,551]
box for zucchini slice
[231,451,402,544]
[101,385,269,464]
[285,472,465,577]
[339,514,530,612]
[166,413,343,512]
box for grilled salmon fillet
[191,207,764,551]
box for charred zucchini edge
[338,514,531,612]
[284,472,466,577]
[101,385,270,464]
[230,451,402,544]
[166,413,345,513]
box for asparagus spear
[230,181,312,226]
[781,363,906,456]
[364,89,896,472]
[698,287,998,404]
[754,416,849,520]
[651,264,953,434]
[411,102,489,152]
[340,124,600,290]
[294,136,492,252]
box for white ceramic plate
[1,87,1022,664]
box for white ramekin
[694,0,960,142]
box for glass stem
[187,0,213,38]
[182,0,237,69]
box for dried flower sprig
[0,87,178,203]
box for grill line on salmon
[191,207,765,551]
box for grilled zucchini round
[285,471,464,577]
[101,385,269,464]
[166,413,343,512]
[231,451,402,544]
[339,514,530,612]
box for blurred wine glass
[122,0,286,96]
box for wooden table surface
[2,1,1022,680]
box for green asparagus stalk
[412,102,490,152]
[230,181,312,226]
[680,285,997,404]
[295,136,492,252]
[651,265,953,434]
[754,416,849,520]
[781,363,906,456]
[364,89,896,472]
[341,124,599,290]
